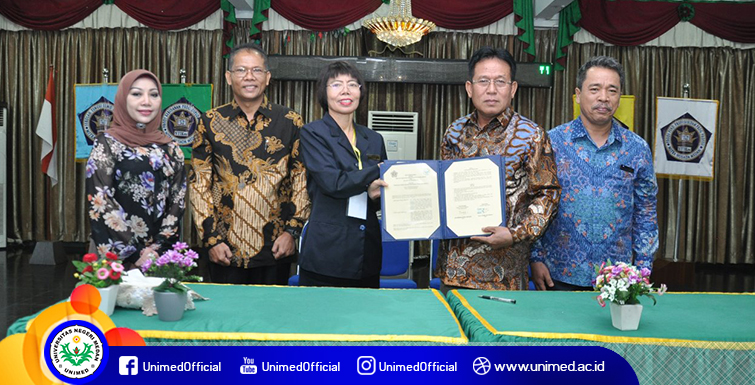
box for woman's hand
[367,179,388,201]
[135,246,159,268]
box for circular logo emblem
[161,98,200,146]
[80,101,115,143]
[472,357,491,375]
[44,320,109,383]
[663,118,707,162]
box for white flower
[103,210,128,232]
[163,215,178,226]
[91,192,108,213]
[160,227,176,238]
[97,244,110,256]
[129,216,149,239]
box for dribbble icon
[357,356,376,375]
[119,356,139,375]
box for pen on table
[478,295,516,304]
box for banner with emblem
[653,97,719,180]
[161,84,213,160]
[75,83,212,160]
[74,84,118,159]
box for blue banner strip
[90,346,638,384]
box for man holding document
[434,47,560,292]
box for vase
[609,302,643,331]
[153,291,187,322]
[97,285,119,316]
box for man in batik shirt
[189,43,310,285]
[436,47,561,291]
[530,56,658,291]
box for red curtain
[0,1,220,31]
[579,0,755,46]
[693,4,755,44]
[272,0,382,31]
[413,0,513,30]
[0,0,103,30]
[114,0,219,30]
[578,0,678,46]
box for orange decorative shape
[70,284,100,314]
[105,327,146,346]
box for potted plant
[140,242,201,321]
[593,260,667,331]
[73,252,125,315]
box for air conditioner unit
[0,103,7,248]
[368,111,418,160]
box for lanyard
[350,129,362,170]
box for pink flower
[83,253,98,263]
[185,249,199,260]
[597,296,605,307]
[141,258,152,272]
[172,242,189,251]
[111,262,124,273]
[96,268,109,280]
[165,250,182,263]
[640,267,651,277]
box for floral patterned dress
[86,132,186,263]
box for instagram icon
[357,356,376,375]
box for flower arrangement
[141,242,202,293]
[73,252,125,288]
[593,260,667,307]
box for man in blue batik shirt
[530,56,659,291]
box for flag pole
[32,65,66,265]
[672,84,691,263]
[45,65,54,241]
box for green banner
[160,84,213,160]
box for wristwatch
[285,228,301,239]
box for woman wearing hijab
[86,69,186,267]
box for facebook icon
[119,356,138,375]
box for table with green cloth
[10,284,467,345]
[448,290,755,385]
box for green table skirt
[448,290,755,385]
[448,290,755,348]
[107,284,467,344]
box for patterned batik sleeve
[153,143,186,252]
[85,135,138,260]
[632,144,659,269]
[440,123,461,161]
[288,125,311,234]
[188,114,220,247]
[509,129,561,244]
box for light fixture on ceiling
[363,0,436,48]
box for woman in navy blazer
[298,62,388,288]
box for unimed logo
[119,356,139,375]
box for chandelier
[363,0,436,48]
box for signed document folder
[380,156,507,241]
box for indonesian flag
[36,67,58,186]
